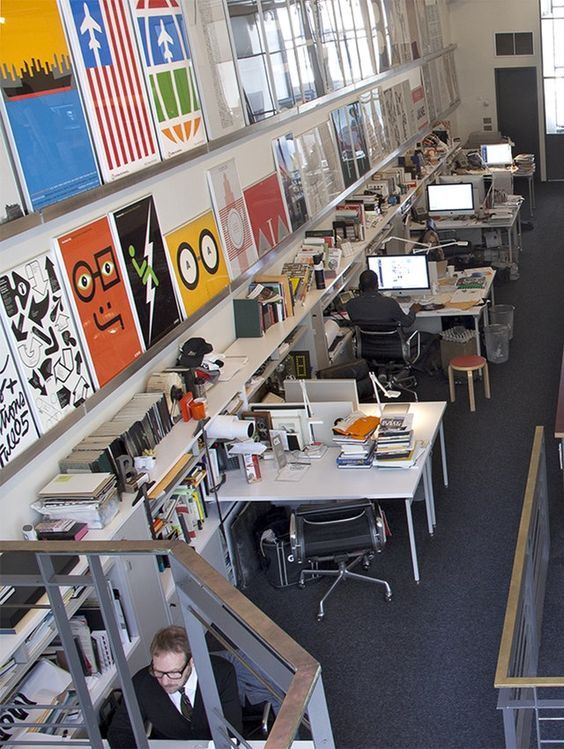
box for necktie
[179,688,193,722]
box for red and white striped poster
[60,0,160,181]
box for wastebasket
[484,324,509,364]
[489,304,515,339]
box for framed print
[0,329,41,469]
[240,410,273,445]
[207,159,258,281]
[243,173,290,258]
[111,196,183,349]
[59,0,160,182]
[164,210,230,317]
[272,133,308,232]
[54,216,144,388]
[0,251,95,434]
[128,0,207,159]
[0,0,100,212]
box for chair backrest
[354,323,408,365]
[290,500,385,564]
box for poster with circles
[206,159,258,281]
[164,210,230,317]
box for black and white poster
[0,252,95,434]
[0,330,40,469]
[111,196,183,349]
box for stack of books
[333,412,380,469]
[374,414,419,467]
[280,262,313,305]
[34,518,89,540]
[513,153,535,176]
[32,473,119,529]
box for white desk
[218,402,448,583]
[394,268,495,356]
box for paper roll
[206,415,255,441]
[324,318,341,349]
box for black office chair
[353,323,420,399]
[289,500,392,621]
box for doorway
[495,67,540,178]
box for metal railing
[495,427,564,748]
[0,539,334,748]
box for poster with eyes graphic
[54,217,144,388]
[164,210,230,318]
[0,252,95,434]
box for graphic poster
[111,196,183,349]
[272,133,308,232]
[243,173,290,257]
[331,103,370,188]
[54,217,144,388]
[0,252,95,434]
[359,88,389,166]
[0,0,100,212]
[0,331,40,470]
[207,159,258,280]
[165,210,230,317]
[59,0,160,182]
[129,0,207,159]
[382,86,402,150]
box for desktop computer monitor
[439,174,485,211]
[366,254,431,295]
[480,142,513,166]
[426,182,475,218]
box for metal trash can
[484,324,509,364]
[489,304,515,339]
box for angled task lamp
[381,236,469,254]
[369,371,401,418]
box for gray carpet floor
[241,181,564,749]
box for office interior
[0,0,563,746]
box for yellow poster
[165,210,230,317]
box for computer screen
[480,142,513,166]
[367,254,431,295]
[426,182,475,217]
[439,174,485,210]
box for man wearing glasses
[107,626,242,746]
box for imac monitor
[426,182,475,218]
[367,254,431,296]
[439,174,485,210]
[480,142,513,166]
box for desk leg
[508,225,513,264]
[405,498,420,583]
[439,422,449,487]
[423,459,436,531]
[474,315,482,356]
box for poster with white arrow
[128,0,207,159]
[0,252,95,435]
[59,0,160,182]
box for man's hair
[150,626,191,658]
[359,269,379,292]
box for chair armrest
[289,513,301,563]
[406,329,421,362]
[261,702,272,736]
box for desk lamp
[412,240,469,254]
[369,371,401,418]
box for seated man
[107,625,242,747]
[345,269,421,327]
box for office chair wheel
[385,591,393,602]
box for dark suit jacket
[107,655,242,747]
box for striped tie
[179,688,193,722]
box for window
[540,0,564,133]
[494,32,534,56]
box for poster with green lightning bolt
[111,196,183,349]
[128,0,207,159]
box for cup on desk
[446,265,456,278]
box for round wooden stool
[448,355,491,412]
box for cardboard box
[440,338,478,377]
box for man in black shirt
[346,269,421,327]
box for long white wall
[449,0,544,174]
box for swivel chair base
[299,553,392,621]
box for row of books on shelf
[58,392,173,492]
[151,462,209,545]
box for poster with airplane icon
[111,196,183,350]
[54,217,144,388]
[128,0,207,159]
[0,252,95,435]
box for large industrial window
[541,0,564,133]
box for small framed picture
[240,410,273,444]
